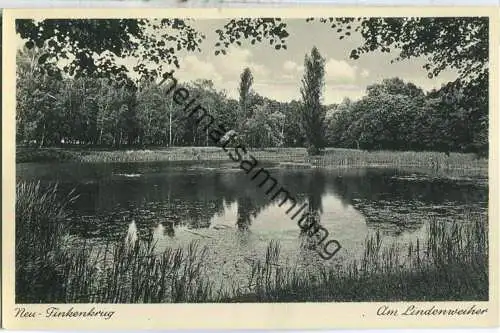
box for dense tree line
[15,15,488,156]
[326,77,487,155]
[16,48,304,148]
[16,45,487,156]
[16,17,489,154]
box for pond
[16,161,488,288]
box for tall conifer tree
[300,46,326,155]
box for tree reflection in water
[24,162,486,241]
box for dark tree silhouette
[300,47,326,155]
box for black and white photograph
[6,8,494,313]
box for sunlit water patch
[17,161,488,288]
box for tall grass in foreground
[236,213,488,302]
[59,238,213,303]
[15,182,79,302]
[16,182,214,303]
[16,182,488,303]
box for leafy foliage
[17,48,487,155]
[16,16,488,83]
[326,77,487,155]
[214,18,289,54]
[300,47,326,155]
[309,17,488,82]
[311,16,488,155]
[238,67,254,120]
[16,18,292,81]
[15,17,488,156]
[16,19,205,80]
[242,102,285,148]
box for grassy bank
[16,147,83,163]
[231,215,488,302]
[17,146,487,170]
[16,182,488,303]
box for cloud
[253,82,300,102]
[400,74,457,93]
[281,74,296,80]
[281,60,304,82]
[325,58,358,84]
[164,47,274,100]
[324,84,366,104]
[360,69,370,78]
[283,60,297,72]
[283,60,304,73]
[213,46,269,79]
[167,46,270,98]
[176,55,223,83]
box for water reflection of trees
[59,163,486,239]
[67,167,331,238]
[275,170,328,251]
[325,168,488,235]
[327,168,487,204]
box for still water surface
[17,161,488,285]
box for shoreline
[15,170,488,303]
[16,147,488,172]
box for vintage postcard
[2,6,499,330]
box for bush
[16,148,81,163]
[306,145,324,156]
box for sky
[157,19,459,104]
[16,18,460,104]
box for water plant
[236,213,488,302]
[15,181,488,303]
